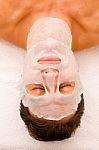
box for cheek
[59,72,72,83]
[25,68,43,84]
[31,89,45,96]
[26,85,45,96]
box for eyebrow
[31,83,44,87]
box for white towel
[0,40,99,150]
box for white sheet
[0,40,99,150]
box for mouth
[37,56,61,64]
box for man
[20,17,84,141]
[0,0,99,141]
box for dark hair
[20,94,84,141]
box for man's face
[19,39,84,141]
[22,38,82,120]
[20,18,84,141]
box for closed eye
[26,84,45,96]
[60,84,72,88]
[32,87,45,90]
[59,81,75,95]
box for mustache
[20,94,84,141]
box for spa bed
[0,40,99,150]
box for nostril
[45,71,49,74]
[41,68,59,75]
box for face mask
[22,17,83,120]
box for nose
[41,68,59,93]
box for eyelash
[32,87,45,90]
[60,84,71,88]
[31,83,73,91]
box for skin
[0,0,99,51]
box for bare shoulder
[0,0,99,50]
[69,0,99,50]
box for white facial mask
[22,17,83,120]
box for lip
[38,56,61,64]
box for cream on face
[22,17,83,120]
